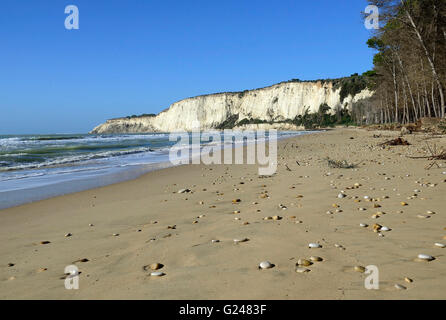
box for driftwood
[406,143,446,170]
[378,138,411,146]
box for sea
[0,131,313,209]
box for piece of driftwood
[378,138,411,146]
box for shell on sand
[395,284,407,290]
[354,266,366,273]
[40,241,51,245]
[259,261,274,269]
[295,267,311,273]
[297,259,312,267]
[144,263,163,271]
[233,238,249,243]
[434,243,446,248]
[310,256,323,262]
[360,223,368,228]
[417,254,435,261]
[150,272,165,277]
[404,277,413,283]
[308,243,322,248]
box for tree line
[361,0,446,124]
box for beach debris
[259,261,274,269]
[394,284,407,290]
[211,239,220,243]
[354,266,366,273]
[112,233,120,237]
[337,193,347,199]
[65,233,72,238]
[167,225,176,230]
[297,259,312,267]
[379,138,411,146]
[295,267,311,273]
[150,272,165,277]
[434,243,446,248]
[404,277,413,283]
[232,199,241,204]
[401,202,408,206]
[178,188,191,194]
[325,157,360,169]
[7,263,15,267]
[416,254,435,262]
[373,224,382,232]
[272,216,282,221]
[380,226,391,232]
[40,241,51,245]
[308,243,322,249]
[279,204,287,210]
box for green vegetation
[125,113,156,119]
[216,114,240,129]
[291,104,355,129]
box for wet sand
[1,128,445,299]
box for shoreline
[0,130,313,210]
[1,128,445,299]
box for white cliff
[90,80,373,133]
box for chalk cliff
[90,80,373,133]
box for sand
[1,128,445,300]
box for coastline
[1,128,445,299]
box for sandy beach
[1,128,445,300]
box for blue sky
[0,0,374,134]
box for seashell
[310,256,323,262]
[373,224,382,232]
[232,199,241,203]
[354,266,366,273]
[417,254,435,261]
[297,259,312,267]
[380,226,391,232]
[295,267,311,273]
[364,196,370,200]
[150,272,165,277]
[112,233,120,237]
[417,214,430,219]
[373,204,381,208]
[234,218,241,221]
[233,211,240,214]
[259,261,274,269]
[394,284,407,290]
[178,188,190,194]
[434,243,446,248]
[73,258,89,263]
[308,243,322,248]
[359,208,366,211]
[89,223,94,227]
[37,268,48,273]
[264,217,273,220]
[144,263,163,271]
[233,238,249,243]
[426,210,435,214]
[65,233,72,237]
[401,202,408,206]
[211,239,220,243]
[7,263,14,267]
[360,223,368,228]
[404,277,413,283]
[338,193,346,199]
[40,241,51,245]
[272,216,282,221]
[332,204,340,208]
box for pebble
[308,243,322,248]
[259,261,274,269]
[417,254,435,261]
[295,267,311,273]
[394,284,407,290]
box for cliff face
[90,81,373,133]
